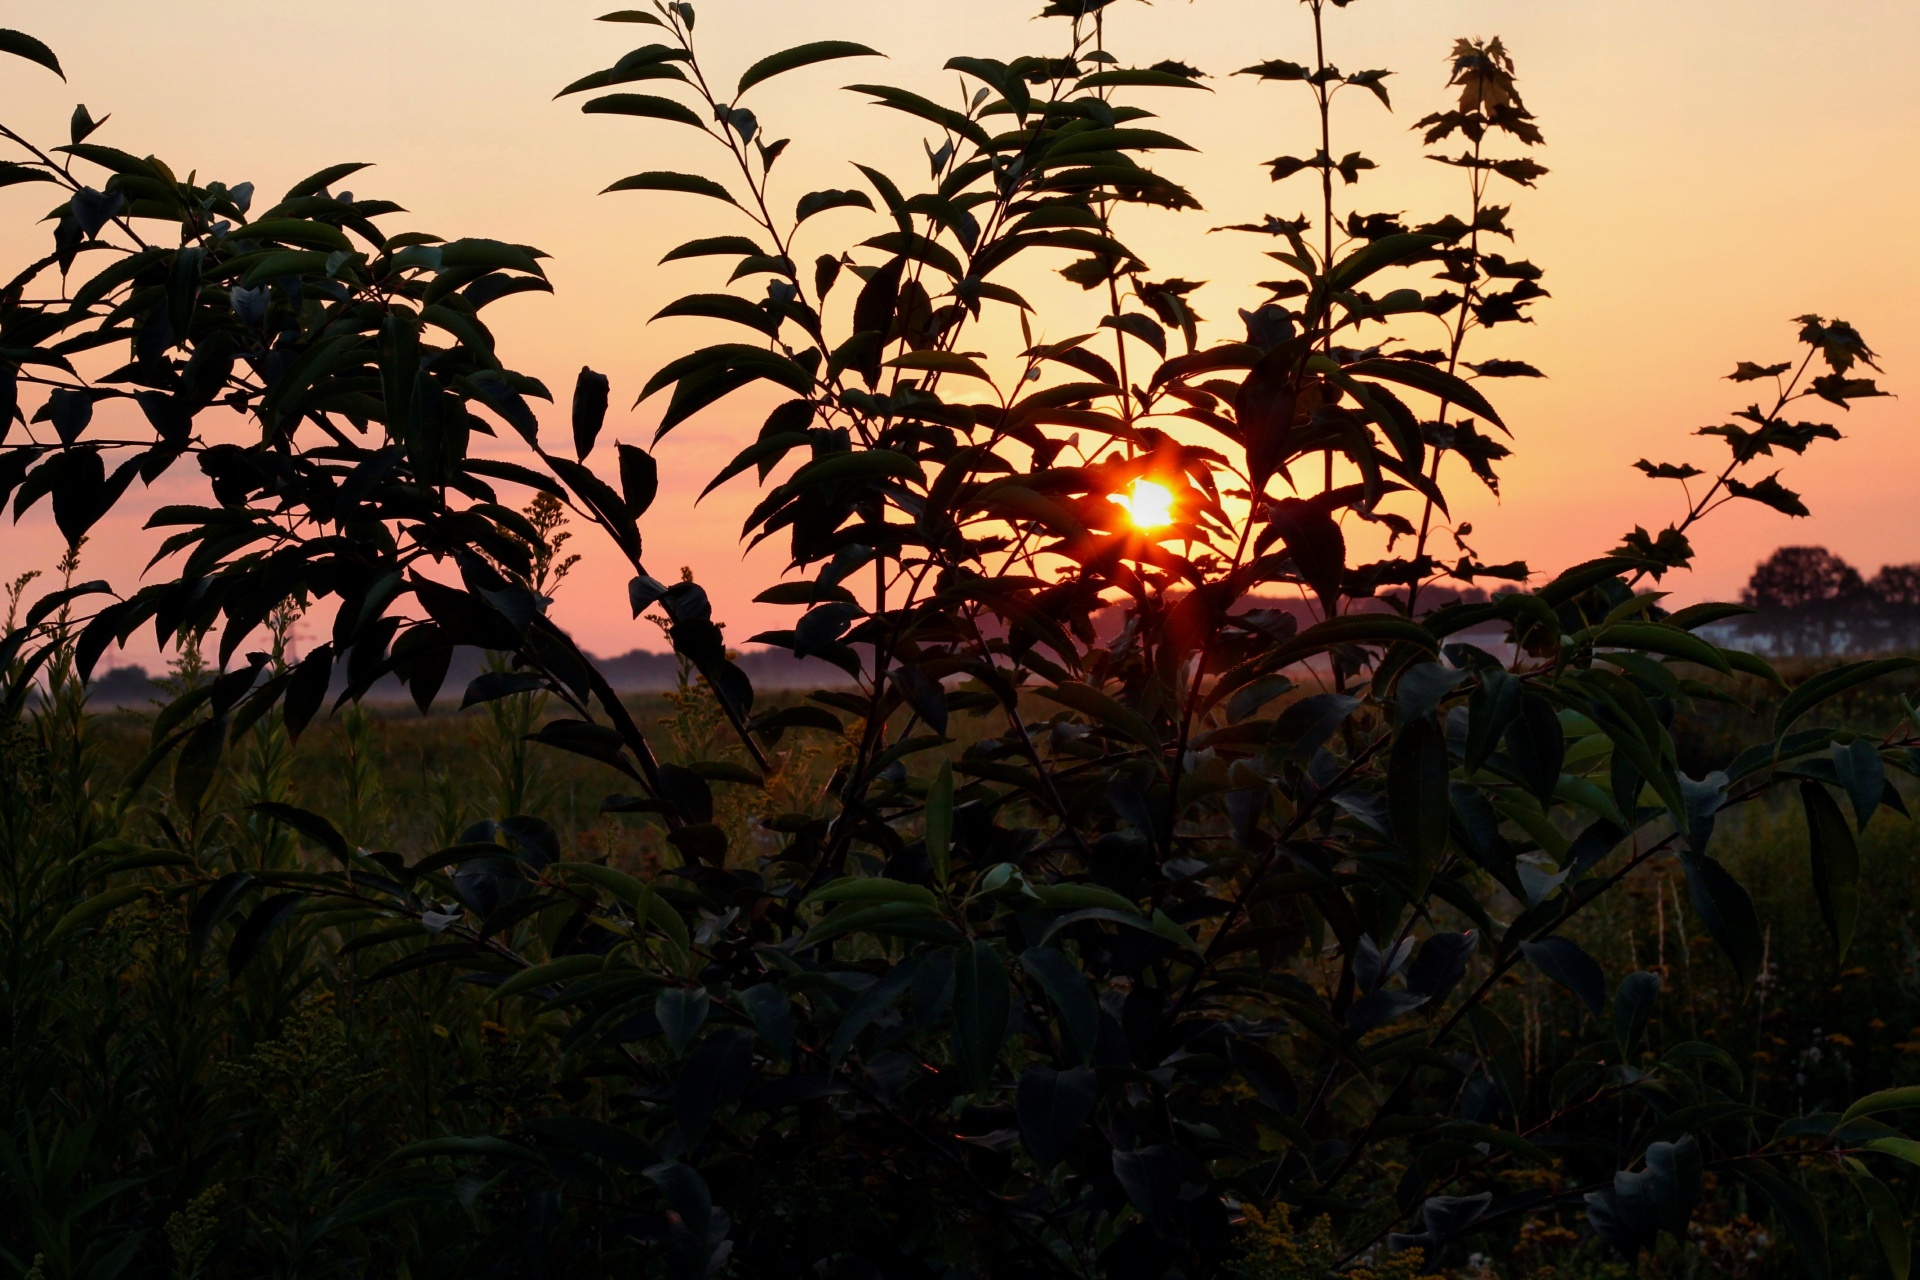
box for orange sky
[1,0,1914,667]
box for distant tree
[1868,562,1920,651]
[1738,545,1866,653]
[1870,563,1920,609]
[1741,545,1865,611]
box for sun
[1111,478,1175,530]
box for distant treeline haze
[1732,545,1920,655]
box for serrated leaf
[582,92,704,126]
[795,187,874,221]
[603,171,738,204]
[885,350,990,380]
[0,29,64,79]
[737,40,882,95]
[1344,356,1505,430]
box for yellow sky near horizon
[0,0,1914,667]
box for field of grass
[4,655,1917,1279]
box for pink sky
[0,0,1913,667]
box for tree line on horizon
[1733,545,1920,656]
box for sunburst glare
[1110,478,1175,530]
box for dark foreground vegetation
[0,3,1916,1279]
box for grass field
[6,654,1918,1278]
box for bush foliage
[0,4,1916,1278]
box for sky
[0,0,1914,668]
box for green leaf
[1037,906,1166,948]
[845,83,993,150]
[738,40,882,95]
[0,29,63,79]
[829,957,921,1066]
[1738,1164,1828,1280]
[438,238,548,275]
[787,448,921,488]
[1389,717,1450,894]
[1520,936,1607,1015]
[249,802,351,863]
[1020,947,1098,1065]
[1595,622,1732,675]
[803,878,938,908]
[796,188,875,222]
[603,171,738,205]
[1867,1137,1920,1168]
[240,250,332,287]
[1504,692,1565,805]
[555,62,688,100]
[573,366,611,459]
[173,715,227,813]
[556,860,647,905]
[659,235,763,263]
[618,443,658,516]
[1040,682,1161,753]
[886,350,990,380]
[1615,970,1661,1057]
[1684,855,1763,986]
[641,342,812,402]
[861,230,964,281]
[1775,658,1919,740]
[1282,613,1438,660]
[495,954,604,1001]
[387,1136,538,1164]
[655,987,709,1055]
[738,983,794,1060]
[1032,883,1140,915]
[653,292,779,335]
[284,161,372,201]
[1149,908,1204,956]
[47,886,147,942]
[1847,1164,1910,1280]
[1017,1065,1097,1169]
[1800,781,1860,959]
[582,93,705,127]
[800,900,946,948]
[233,217,354,252]
[926,760,953,885]
[1077,69,1211,90]
[1537,556,1640,607]
[55,142,155,177]
[635,883,691,956]
[1326,233,1440,290]
[1843,1087,1920,1128]
[952,939,1011,1092]
[1665,602,1753,631]
[227,894,306,977]
[0,160,58,191]
[1343,357,1505,430]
